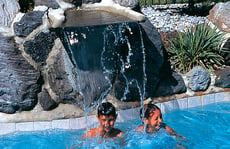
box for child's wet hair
[140,104,160,119]
[97,102,116,117]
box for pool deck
[0,91,229,135]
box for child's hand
[176,134,187,146]
[66,143,83,149]
[176,134,186,141]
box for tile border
[0,91,229,135]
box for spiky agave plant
[168,23,227,73]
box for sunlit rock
[208,1,230,33]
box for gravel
[141,4,208,32]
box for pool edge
[0,91,229,135]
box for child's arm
[164,125,186,140]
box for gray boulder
[187,66,211,91]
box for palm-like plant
[168,23,227,73]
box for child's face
[145,109,163,130]
[97,114,117,132]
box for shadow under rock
[180,4,215,16]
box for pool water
[0,101,229,149]
[164,101,230,149]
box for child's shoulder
[83,127,98,138]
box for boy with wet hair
[83,101,123,138]
[137,103,185,140]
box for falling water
[62,31,92,140]
[100,22,148,132]
[58,21,151,141]
[101,22,147,102]
[138,23,148,133]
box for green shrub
[168,23,227,73]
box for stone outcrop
[208,1,230,33]
[222,38,230,66]
[214,67,230,88]
[0,35,41,114]
[43,38,84,108]
[0,0,20,26]
[35,0,60,9]
[38,88,58,110]
[154,71,186,97]
[208,1,230,68]
[13,11,45,37]
[139,20,186,97]
[23,32,57,64]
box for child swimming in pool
[83,101,124,139]
[137,103,185,141]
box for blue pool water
[0,101,229,149]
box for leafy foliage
[168,23,227,73]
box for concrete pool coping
[0,91,229,135]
